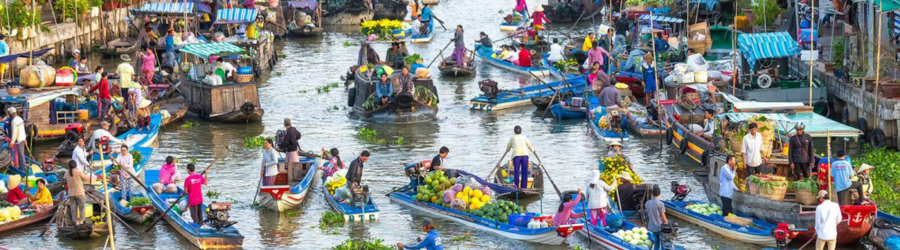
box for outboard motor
[670,181,690,201]
[479,80,499,99]
[396,92,415,109]
[660,222,679,250]
[772,223,790,249]
[647,102,660,122]
[204,202,237,230]
[351,184,371,208]
[608,109,624,133]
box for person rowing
[503,126,535,189]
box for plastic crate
[508,212,537,227]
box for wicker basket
[6,87,21,95]
[758,182,788,201]
[724,214,752,226]
[747,178,759,195]
[235,73,253,83]
[795,189,818,205]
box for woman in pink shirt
[184,163,207,224]
[552,188,584,227]
[514,0,528,17]
[139,46,156,85]
[152,156,180,193]
[586,43,611,69]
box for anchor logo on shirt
[852,212,863,223]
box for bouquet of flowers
[361,19,404,40]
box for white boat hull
[666,209,782,247]
[257,185,310,212]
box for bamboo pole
[99,151,116,249]
[808,0,815,107]
[826,130,833,202]
[874,4,883,126]
[732,0,737,95]
[29,0,35,65]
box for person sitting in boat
[652,32,670,53]
[606,141,633,171]
[215,57,237,79]
[547,38,564,63]
[346,151,370,188]
[152,156,181,194]
[419,3,439,34]
[27,178,53,211]
[516,44,533,67]
[184,163,207,224]
[477,32,492,50]
[698,109,716,140]
[411,18,424,37]
[115,145,136,200]
[375,73,394,106]
[320,148,345,177]
[261,139,280,186]
[586,170,614,226]
[89,121,124,152]
[68,49,82,68]
[386,42,408,69]
[851,164,874,205]
[73,57,91,75]
[552,188,584,226]
[394,66,416,97]
[492,45,508,60]
[4,176,27,206]
[135,99,152,130]
[599,82,624,109]
[431,146,449,171]
[397,218,444,250]
[616,174,637,211]
[503,45,518,63]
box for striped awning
[132,3,195,14]
[737,32,800,70]
[215,8,259,24]
[721,112,861,138]
[894,11,900,37]
[180,42,246,59]
[638,15,684,24]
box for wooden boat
[438,57,476,77]
[0,86,121,141]
[623,102,667,137]
[499,13,524,31]
[56,189,112,239]
[587,96,630,142]
[388,191,572,245]
[153,95,190,126]
[144,169,244,249]
[373,0,409,19]
[409,28,435,43]
[469,77,586,111]
[320,163,379,222]
[109,191,155,224]
[543,0,602,23]
[475,44,551,77]
[422,0,439,4]
[0,193,62,235]
[89,114,162,168]
[870,211,900,250]
[486,160,544,198]
[663,200,797,247]
[178,80,264,123]
[99,38,138,57]
[256,157,319,212]
[550,97,588,120]
[542,54,582,79]
[285,0,324,37]
[348,72,440,123]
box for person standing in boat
[184,163,207,224]
[139,46,156,85]
[641,53,659,106]
[719,155,738,216]
[116,54,137,108]
[530,5,550,39]
[115,145,136,200]
[88,72,113,120]
[814,190,841,250]
[586,42,611,72]
[742,122,766,175]
[261,139,280,186]
[583,32,595,51]
[346,150,370,188]
[504,126,535,189]
[586,170,614,226]
[547,38,564,63]
[451,25,467,67]
[279,118,302,164]
[514,0,528,18]
[66,160,92,225]
[831,150,855,205]
[397,218,444,250]
[431,146,449,171]
[789,123,814,180]
[419,3,440,34]
[614,13,629,46]
[7,107,26,170]
[375,73,394,106]
[0,35,7,83]
[645,185,669,249]
[72,138,91,172]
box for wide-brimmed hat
[535,5,544,11]
[619,172,633,181]
[72,49,81,55]
[608,141,624,149]
[795,123,806,131]
[120,54,132,62]
[858,163,875,173]
[7,175,21,189]
[139,98,152,109]
[615,83,628,89]
[6,107,16,114]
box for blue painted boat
[871,211,900,250]
[550,100,588,120]
[623,104,667,137]
[588,96,630,142]
[469,77,586,111]
[541,53,582,79]
[572,199,686,250]
[475,44,552,77]
[320,162,379,222]
[90,113,162,168]
[144,169,244,249]
[663,200,790,247]
[409,28,434,43]
[93,147,155,224]
[255,156,319,212]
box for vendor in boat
[831,150,856,205]
[139,46,157,85]
[66,160,92,225]
[531,5,550,38]
[216,57,237,80]
[184,163,207,224]
[394,67,416,97]
[587,170,615,226]
[516,44,533,67]
[606,141,633,171]
[279,118,303,164]
[476,32,492,51]
[27,179,53,211]
[73,58,91,75]
[789,123,814,180]
[346,151,370,188]
[68,49,82,68]
[375,73,394,106]
[698,108,716,140]
[88,121,124,152]
[583,32,595,51]
[552,188,584,226]
[616,174,637,211]
[599,81,624,109]
[504,126,535,189]
[261,139,280,186]
[152,156,181,194]
[451,25,467,67]
[5,176,27,206]
[164,28,178,68]
[589,62,610,97]
[586,42,611,72]
[397,218,444,250]
[411,18,425,37]
[547,38,564,63]
[8,107,26,170]
[815,190,841,250]
[115,145,136,200]
[719,155,738,216]
[137,26,157,48]
[419,3,440,34]
[117,54,137,106]
[852,164,875,205]
[651,32,670,53]
[386,42,408,69]
[514,0,528,17]
[742,122,767,175]
[641,53,659,106]
[645,185,668,247]
[73,138,91,172]
[320,148,345,177]
[430,146,449,171]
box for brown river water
[0,0,875,249]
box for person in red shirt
[5,184,27,206]
[88,72,112,120]
[517,44,532,67]
[183,163,208,224]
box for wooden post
[826,130,833,202]
[98,151,116,249]
[874,4,883,127]
[808,0,815,107]
[732,0,737,95]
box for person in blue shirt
[0,35,8,83]
[375,73,393,106]
[652,32,670,52]
[641,53,658,106]
[164,29,178,68]
[719,155,738,216]
[418,4,442,34]
[831,150,855,205]
[398,218,444,250]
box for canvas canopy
[737,32,800,70]
[180,42,246,60]
[132,2,195,14]
[215,8,259,24]
[0,48,53,64]
[721,112,861,139]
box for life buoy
[240,102,256,116]
[25,123,38,141]
[814,101,831,118]
[870,128,886,148]
[857,118,868,139]
[757,74,773,89]
[665,127,674,145]
[679,138,688,154]
[348,87,357,107]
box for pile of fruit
[91,212,107,226]
[325,171,348,195]
[686,203,722,216]
[127,197,151,207]
[0,206,23,223]
[470,200,525,223]
[598,115,611,130]
[414,170,459,207]
[612,227,653,247]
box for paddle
[143,157,219,232]
[85,191,140,235]
[431,14,447,31]
[426,40,454,69]
[531,150,562,199]
[539,73,569,119]
[484,150,510,181]
[38,202,60,237]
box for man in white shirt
[7,107,27,169]
[547,38,564,63]
[216,57,236,78]
[89,121,124,152]
[815,190,842,250]
[72,137,91,172]
[742,122,767,175]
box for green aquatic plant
[395,137,405,145]
[855,145,900,215]
[358,128,387,145]
[181,121,194,128]
[127,197,151,207]
[320,211,345,228]
[206,191,221,199]
[343,41,357,47]
[331,238,394,250]
[244,136,273,149]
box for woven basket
[795,189,818,205]
[6,87,21,95]
[235,73,253,83]
[758,182,788,201]
[747,178,759,195]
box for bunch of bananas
[599,116,610,130]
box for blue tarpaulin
[215,8,258,24]
[0,48,53,64]
[690,0,719,11]
[737,32,800,70]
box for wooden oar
[426,40,454,68]
[143,157,219,232]
[540,73,570,119]
[431,14,447,31]
[484,150,510,180]
[86,191,140,235]
[531,150,562,199]
[39,201,61,237]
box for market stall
[177,42,264,123]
